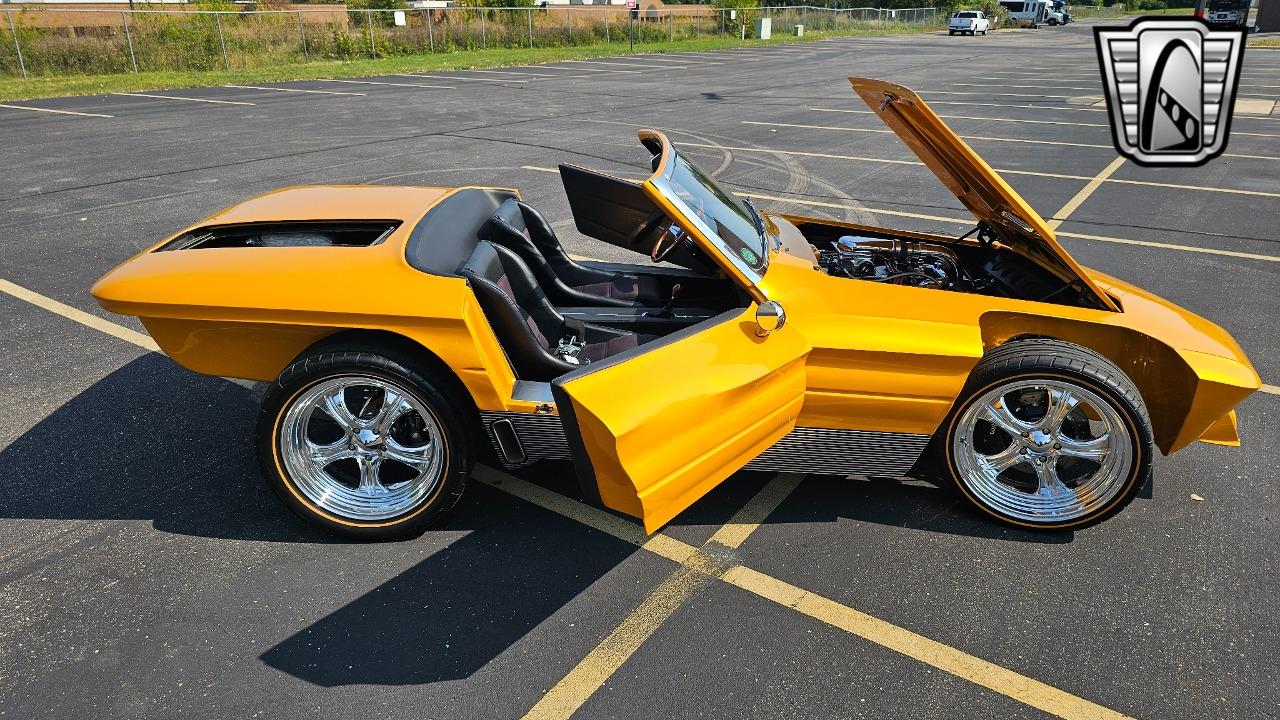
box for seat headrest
[458,239,503,280]
[487,198,529,239]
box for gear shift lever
[647,283,683,320]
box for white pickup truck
[948,10,991,35]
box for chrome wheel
[951,379,1134,524]
[278,375,445,522]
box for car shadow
[0,354,1067,691]
[0,354,332,543]
[765,473,1075,544]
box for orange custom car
[91,78,1260,539]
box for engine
[817,236,971,290]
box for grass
[0,26,935,102]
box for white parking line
[532,64,642,74]
[0,103,113,118]
[677,141,1280,197]
[738,192,1280,263]
[560,58,680,68]
[467,69,581,78]
[317,78,454,90]
[810,106,1110,127]
[772,117,1280,160]
[397,73,525,84]
[224,84,366,96]
[926,99,1107,113]
[629,55,722,64]
[921,90,1077,99]
[113,92,255,106]
[744,120,1115,149]
[949,82,1100,92]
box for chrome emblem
[1094,17,1246,167]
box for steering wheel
[651,224,685,262]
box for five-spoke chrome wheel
[951,379,1134,524]
[278,375,445,522]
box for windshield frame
[643,133,774,290]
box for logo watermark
[1094,17,1246,167]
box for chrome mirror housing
[755,301,786,337]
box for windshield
[956,12,978,18]
[653,146,772,280]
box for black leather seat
[482,198,665,307]
[459,241,654,381]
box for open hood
[849,77,1119,312]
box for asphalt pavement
[1,20,1277,720]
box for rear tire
[257,349,472,540]
[939,339,1153,530]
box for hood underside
[848,77,1120,312]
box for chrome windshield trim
[652,157,770,285]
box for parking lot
[2,20,1278,719]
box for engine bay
[797,221,1105,308]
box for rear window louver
[159,221,400,251]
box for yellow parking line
[5,275,1270,717]
[0,279,158,351]
[480,470,1134,720]
[721,566,1133,720]
[0,103,113,118]
[519,473,803,720]
[738,193,1280,263]
[522,558,716,720]
[472,465,695,563]
[1047,157,1127,230]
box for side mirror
[755,301,786,337]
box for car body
[92,78,1260,538]
[1206,0,1249,27]
[949,10,990,34]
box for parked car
[949,10,991,34]
[1206,0,1250,27]
[91,78,1260,539]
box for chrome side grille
[479,411,571,468]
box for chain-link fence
[0,5,939,79]
[1061,4,1130,18]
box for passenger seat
[459,241,655,381]
[483,198,664,307]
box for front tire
[257,349,471,540]
[941,339,1153,530]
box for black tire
[256,348,472,540]
[937,339,1153,530]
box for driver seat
[482,198,664,307]
[459,241,655,381]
